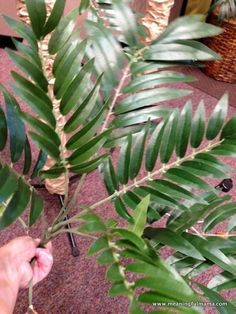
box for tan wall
[0,0,84,37]
[0,0,183,38]
[0,0,18,36]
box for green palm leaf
[0,163,43,229]
[48,7,79,54]
[25,0,47,39]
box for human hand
[32,241,53,287]
[0,236,53,289]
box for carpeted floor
[182,66,236,107]
[0,44,236,314]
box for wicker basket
[202,11,236,83]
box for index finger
[7,236,38,261]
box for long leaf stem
[90,140,224,209]
[53,63,132,222]
[53,173,87,225]
[101,63,131,132]
[49,227,98,240]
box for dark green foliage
[0,163,43,229]
[1,88,26,163]
[1,1,236,312]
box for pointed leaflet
[144,40,219,62]
[48,7,79,54]
[108,282,130,297]
[148,180,207,204]
[53,29,80,73]
[29,189,44,227]
[39,165,66,179]
[54,40,87,99]
[127,259,198,302]
[123,71,196,94]
[69,154,109,174]
[113,228,148,252]
[114,197,133,223]
[176,100,192,158]
[31,150,47,179]
[221,116,236,140]
[64,74,102,133]
[197,284,236,314]
[160,110,178,164]
[78,211,107,233]
[131,61,185,76]
[123,190,161,222]
[194,153,232,173]
[88,236,109,256]
[165,168,215,191]
[112,106,171,129]
[143,227,205,260]
[168,194,232,234]
[43,0,66,36]
[112,0,139,46]
[135,186,187,211]
[23,137,32,175]
[78,220,106,234]
[211,140,236,156]
[12,85,55,128]
[59,58,95,115]
[156,15,223,44]
[2,90,26,163]
[85,20,124,92]
[0,106,7,151]
[0,177,31,229]
[99,157,119,195]
[180,160,227,178]
[184,233,236,277]
[66,102,108,150]
[145,121,165,172]
[11,71,55,126]
[67,129,111,165]
[203,202,236,232]
[190,101,206,148]
[105,124,149,148]
[136,277,198,304]
[129,123,149,180]
[115,88,191,114]
[12,39,42,69]
[11,71,52,109]
[29,131,60,163]
[3,16,38,50]
[118,135,132,184]
[20,112,60,147]
[6,49,48,92]
[206,94,228,140]
[25,0,47,39]
[106,263,124,282]
[0,165,18,204]
[128,195,150,237]
[120,247,156,265]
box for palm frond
[69,200,201,314]
[100,95,235,223]
[0,162,43,229]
